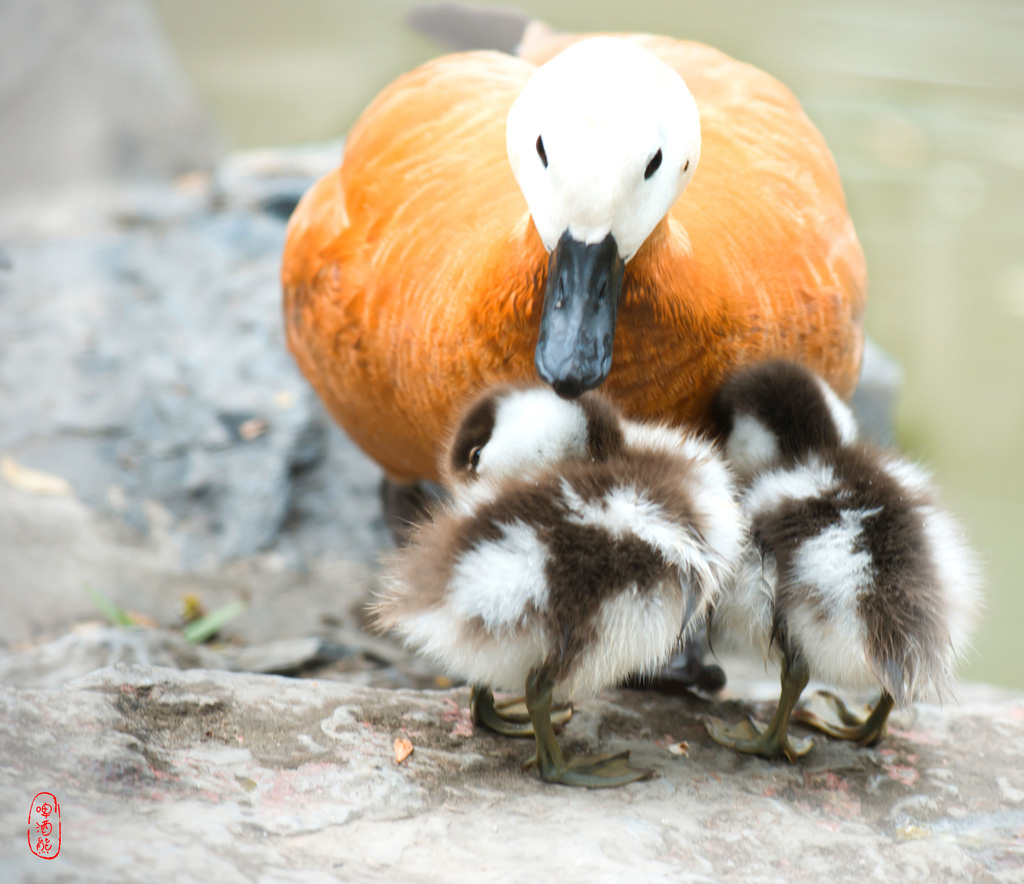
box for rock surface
[0,142,402,659]
[1,662,1022,882]
[0,141,382,571]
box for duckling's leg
[522,668,655,788]
[470,685,573,738]
[704,653,815,761]
[791,690,895,747]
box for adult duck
[282,30,866,488]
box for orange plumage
[282,34,866,483]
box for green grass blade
[84,583,135,627]
[182,600,246,644]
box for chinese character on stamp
[28,792,60,860]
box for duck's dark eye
[536,136,548,168]
[683,158,690,172]
[644,149,663,180]
[470,446,482,470]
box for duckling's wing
[863,456,983,705]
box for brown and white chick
[374,384,744,787]
[706,360,981,761]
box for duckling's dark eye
[536,136,548,168]
[469,446,482,470]
[644,149,663,180]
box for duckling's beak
[535,231,625,398]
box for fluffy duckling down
[707,360,981,761]
[374,384,745,787]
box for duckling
[374,385,744,786]
[705,360,981,760]
[443,383,625,737]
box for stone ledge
[2,662,1021,882]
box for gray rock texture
[1,662,1022,883]
[0,142,400,658]
[0,623,432,694]
[0,141,381,570]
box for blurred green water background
[148,0,1024,689]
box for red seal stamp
[28,792,60,860]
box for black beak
[534,231,625,398]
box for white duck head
[506,37,701,396]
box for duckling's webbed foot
[704,714,814,762]
[704,653,814,762]
[524,749,646,788]
[791,690,895,747]
[470,685,573,738]
[523,668,655,788]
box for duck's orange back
[283,37,865,483]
